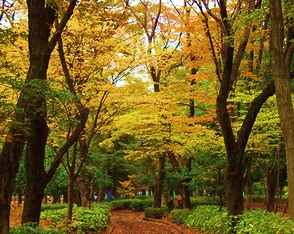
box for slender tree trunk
[269,0,294,221]
[67,176,75,220]
[153,155,165,208]
[266,166,277,212]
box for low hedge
[41,203,68,211]
[190,196,220,208]
[111,198,153,211]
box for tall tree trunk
[0,0,51,229]
[269,0,294,221]
[21,118,49,223]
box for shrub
[190,196,220,208]
[184,205,228,233]
[111,198,153,211]
[144,207,169,219]
[130,199,153,211]
[72,204,110,233]
[234,209,294,234]
[183,205,294,234]
[10,222,63,234]
[111,199,132,210]
[170,209,193,225]
[40,203,111,233]
[41,203,68,211]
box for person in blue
[106,188,112,202]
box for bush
[72,203,110,233]
[184,205,228,233]
[190,196,220,208]
[111,198,153,211]
[111,199,132,210]
[234,209,294,234]
[40,203,111,233]
[170,209,193,225]
[183,205,294,234]
[10,222,62,234]
[41,203,68,211]
[144,207,169,219]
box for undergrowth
[171,205,294,234]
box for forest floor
[9,201,289,233]
[101,209,201,234]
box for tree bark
[269,0,294,221]
[67,175,75,220]
[266,165,277,212]
[0,129,26,233]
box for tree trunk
[179,182,191,209]
[98,187,105,203]
[22,116,49,223]
[269,0,294,221]
[266,166,277,212]
[0,130,26,233]
[67,176,75,220]
[225,159,244,215]
[76,169,92,209]
[151,154,165,208]
[168,151,191,209]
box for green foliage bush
[111,199,132,210]
[245,195,287,203]
[184,205,228,233]
[41,203,68,211]
[190,196,220,208]
[40,203,111,233]
[183,205,294,234]
[234,209,294,234]
[111,198,153,211]
[170,209,193,225]
[144,207,169,219]
[10,222,62,234]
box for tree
[194,0,276,216]
[0,0,79,231]
[125,0,188,208]
[269,0,294,221]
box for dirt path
[102,210,201,234]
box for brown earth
[102,210,202,234]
